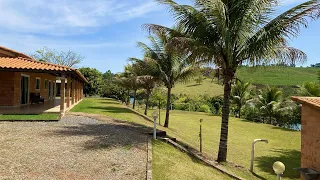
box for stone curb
[160,138,244,180]
[146,138,152,180]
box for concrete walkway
[0,115,149,179]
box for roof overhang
[0,57,88,83]
[291,96,320,111]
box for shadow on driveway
[46,116,151,150]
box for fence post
[158,99,161,125]
[199,119,203,153]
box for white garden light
[152,111,159,140]
[273,161,285,180]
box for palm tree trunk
[217,74,233,162]
[164,87,171,128]
[144,94,150,115]
[133,90,136,109]
[126,89,130,106]
[238,104,242,118]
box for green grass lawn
[71,98,301,180]
[153,140,231,180]
[0,114,59,120]
[172,78,224,96]
[237,66,318,86]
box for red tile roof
[292,96,320,110]
[0,46,87,83]
[0,46,31,58]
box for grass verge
[0,114,59,121]
[152,140,231,180]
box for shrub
[242,106,261,122]
[199,104,211,113]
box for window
[45,79,48,89]
[36,78,41,90]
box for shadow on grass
[186,84,201,87]
[271,126,299,132]
[255,148,301,179]
[48,119,152,150]
[240,119,300,132]
[87,106,131,113]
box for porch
[0,98,79,115]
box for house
[0,46,87,114]
[292,97,320,180]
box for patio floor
[0,98,73,114]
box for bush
[199,104,211,113]
[242,106,261,122]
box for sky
[0,0,319,74]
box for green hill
[171,67,318,97]
[172,78,224,96]
[236,66,318,86]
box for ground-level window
[36,78,41,90]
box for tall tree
[146,0,319,162]
[78,67,103,96]
[231,80,251,118]
[132,32,199,127]
[31,47,84,67]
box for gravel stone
[0,115,148,180]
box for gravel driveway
[0,115,149,180]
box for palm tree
[131,61,159,115]
[132,32,199,127]
[300,82,320,96]
[145,0,319,162]
[231,80,251,118]
[115,65,139,106]
[255,86,282,124]
[137,76,157,115]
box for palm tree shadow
[46,120,151,150]
[255,148,301,179]
[186,84,201,87]
[88,106,131,113]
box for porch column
[78,81,81,100]
[60,75,66,114]
[76,80,79,102]
[80,82,83,100]
[82,83,84,99]
[54,82,57,100]
[66,76,71,108]
[72,78,75,105]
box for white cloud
[280,0,306,6]
[0,33,134,55]
[0,0,161,36]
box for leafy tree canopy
[31,47,84,67]
[78,67,103,96]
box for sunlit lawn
[71,98,301,180]
[153,140,231,180]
